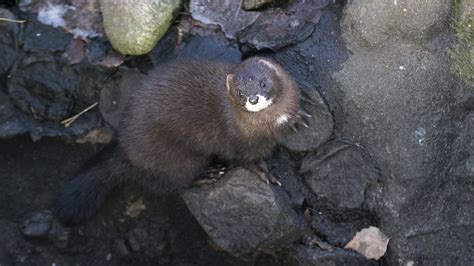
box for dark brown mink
[55,57,303,224]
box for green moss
[450,0,473,85]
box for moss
[450,0,473,85]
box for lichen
[450,0,473,85]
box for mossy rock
[100,0,181,55]
[451,0,473,85]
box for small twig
[0,17,26,23]
[61,102,99,127]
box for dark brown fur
[56,57,300,224]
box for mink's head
[226,57,285,113]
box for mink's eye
[260,81,266,88]
[238,90,243,97]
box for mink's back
[119,60,236,174]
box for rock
[114,239,130,256]
[100,0,181,55]
[0,8,21,75]
[450,0,474,85]
[99,68,143,129]
[300,142,379,210]
[330,1,474,263]
[0,91,30,139]
[284,245,374,266]
[22,211,53,238]
[8,60,79,121]
[21,14,72,53]
[20,0,103,39]
[242,0,286,11]
[268,149,306,208]
[280,86,334,152]
[127,229,142,252]
[48,221,71,249]
[181,168,309,257]
[190,0,326,50]
[341,0,452,47]
[150,25,242,65]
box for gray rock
[8,60,79,121]
[0,91,29,139]
[190,0,326,50]
[243,0,287,11]
[21,14,72,53]
[341,0,452,47]
[101,0,181,55]
[150,28,242,66]
[48,221,71,249]
[0,8,21,75]
[114,239,130,256]
[284,245,374,266]
[280,86,334,152]
[181,168,309,257]
[268,149,306,208]
[331,3,474,263]
[22,211,53,238]
[100,69,143,129]
[300,142,379,210]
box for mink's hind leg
[55,144,132,225]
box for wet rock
[182,168,309,257]
[284,245,374,266]
[190,0,326,50]
[21,14,72,53]
[127,229,142,252]
[8,60,79,121]
[300,142,379,210]
[280,86,334,152]
[101,0,181,55]
[330,1,474,263]
[242,0,279,11]
[48,221,71,249]
[341,0,452,47]
[20,0,103,39]
[243,0,287,11]
[268,149,306,208]
[22,211,53,238]
[0,91,30,138]
[150,28,241,66]
[100,69,143,129]
[0,8,21,75]
[114,239,130,256]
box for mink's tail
[54,143,135,225]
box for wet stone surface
[0,0,472,265]
[182,168,309,258]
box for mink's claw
[298,107,312,118]
[296,114,310,128]
[248,161,283,187]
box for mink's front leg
[247,161,282,186]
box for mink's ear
[258,59,282,77]
[226,74,235,91]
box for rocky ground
[0,0,473,265]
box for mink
[56,57,305,224]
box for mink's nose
[249,95,259,105]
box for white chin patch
[276,114,289,125]
[245,95,273,112]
